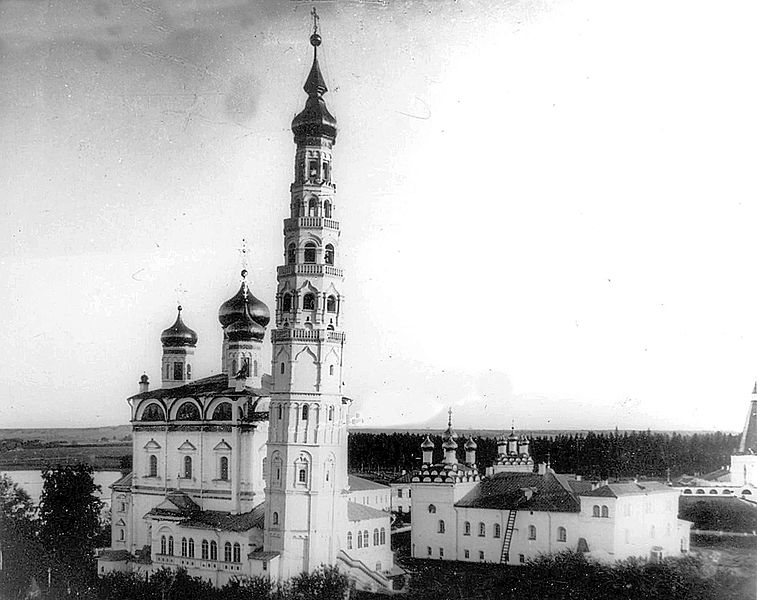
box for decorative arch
[139,402,166,421]
[304,241,317,263]
[171,399,202,421]
[324,244,335,265]
[211,402,232,421]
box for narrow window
[173,362,183,380]
[233,543,240,563]
[347,532,352,549]
[118,529,124,541]
[220,456,229,481]
[329,365,335,376]
[438,520,445,534]
[357,534,362,549]
[299,469,307,483]
[304,242,316,263]
[375,562,382,572]
[479,551,485,561]
[277,404,283,419]
[326,295,336,312]
[324,200,332,218]
[273,511,279,525]
[363,530,369,547]
[519,554,525,564]
[224,542,232,562]
[322,162,329,182]
[478,522,486,537]
[201,539,209,559]
[427,546,432,557]
[601,505,609,518]
[464,521,470,536]
[398,489,403,499]
[380,527,386,544]
[528,525,536,540]
[428,504,436,514]
[308,197,319,216]
[168,536,174,556]
[184,456,193,479]
[328,406,334,421]
[188,538,195,558]
[242,356,251,376]
[149,455,158,477]
[592,505,600,518]
[280,362,285,375]
[325,244,334,265]
[210,541,217,561]
[494,523,501,538]
[464,549,469,559]
[181,537,187,557]
[287,243,296,264]
[303,293,315,310]
[231,358,238,375]
[160,535,166,555]
[302,404,309,420]
[186,364,191,380]
[439,547,444,559]
[308,161,318,182]
[558,527,567,542]
[282,293,293,312]
[374,529,380,545]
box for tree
[38,464,103,595]
[0,474,40,598]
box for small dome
[219,273,270,329]
[442,437,458,450]
[161,307,198,347]
[139,374,149,384]
[464,437,478,450]
[421,435,435,450]
[226,306,265,342]
[291,47,337,141]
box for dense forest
[348,431,740,480]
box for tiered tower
[160,305,197,389]
[263,18,349,578]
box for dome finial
[448,406,453,428]
[310,6,321,47]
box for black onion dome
[226,306,265,342]
[292,41,337,142]
[161,306,198,347]
[219,276,270,329]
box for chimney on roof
[537,463,547,475]
[521,488,534,501]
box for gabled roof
[347,501,390,522]
[181,503,266,532]
[580,481,674,498]
[111,472,133,491]
[738,398,757,454]
[129,373,268,401]
[349,475,389,491]
[455,472,581,513]
[390,472,413,484]
[144,491,200,519]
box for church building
[97,20,399,594]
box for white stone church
[97,22,399,594]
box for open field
[0,443,131,470]
[0,425,131,443]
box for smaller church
[410,412,691,565]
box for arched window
[308,197,318,216]
[328,406,334,421]
[299,469,307,483]
[322,162,330,183]
[141,403,165,421]
[329,365,335,376]
[160,535,166,555]
[233,543,241,563]
[273,512,279,525]
[324,200,332,218]
[210,541,217,561]
[308,160,318,181]
[601,505,609,518]
[438,520,445,534]
[557,527,567,542]
[592,505,600,517]
[148,455,158,477]
[347,531,353,549]
[304,242,316,263]
[212,402,232,421]
[201,539,209,559]
[118,528,125,541]
[357,532,362,549]
[173,362,183,380]
[363,530,369,547]
[464,521,471,536]
[220,456,229,481]
[181,537,187,557]
[494,523,501,538]
[188,538,195,558]
[176,402,200,421]
[325,244,334,265]
[280,362,285,374]
[374,528,380,545]
[528,525,537,540]
[282,293,293,312]
[287,243,296,264]
[326,295,336,312]
[303,293,315,310]
[302,404,309,420]
[224,542,232,562]
[168,536,174,555]
[380,527,386,545]
[428,504,436,514]
[232,358,238,375]
[277,404,283,420]
[478,523,486,537]
[183,456,193,479]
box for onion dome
[291,29,337,142]
[464,436,478,451]
[421,435,435,450]
[139,374,149,385]
[160,306,198,347]
[219,270,270,329]
[442,437,458,450]
[226,305,266,343]
[443,407,458,440]
[508,427,519,440]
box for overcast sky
[1,0,756,432]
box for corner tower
[264,18,349,578]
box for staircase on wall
[500,509,517,564]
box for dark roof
[181,503,265,532]
[98,549,132,562]
[347,502,390,522]
[143,491,200,519]
[580,481,673,498]
[129,373,267,401]
[390,472,413,484]
[738,398,757,454]
[111,472,133,490]
[701,468,731,482]
[349,475,389,491]
[248,550,280,561]
[455,472,580,513]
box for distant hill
[0,425,132,443]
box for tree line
[348,430,740,479]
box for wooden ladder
[499,509,517,564]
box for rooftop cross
[174,283,187,310]
[311,6,320,36]
[237,238,252,298]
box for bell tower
[264,11,349,578]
